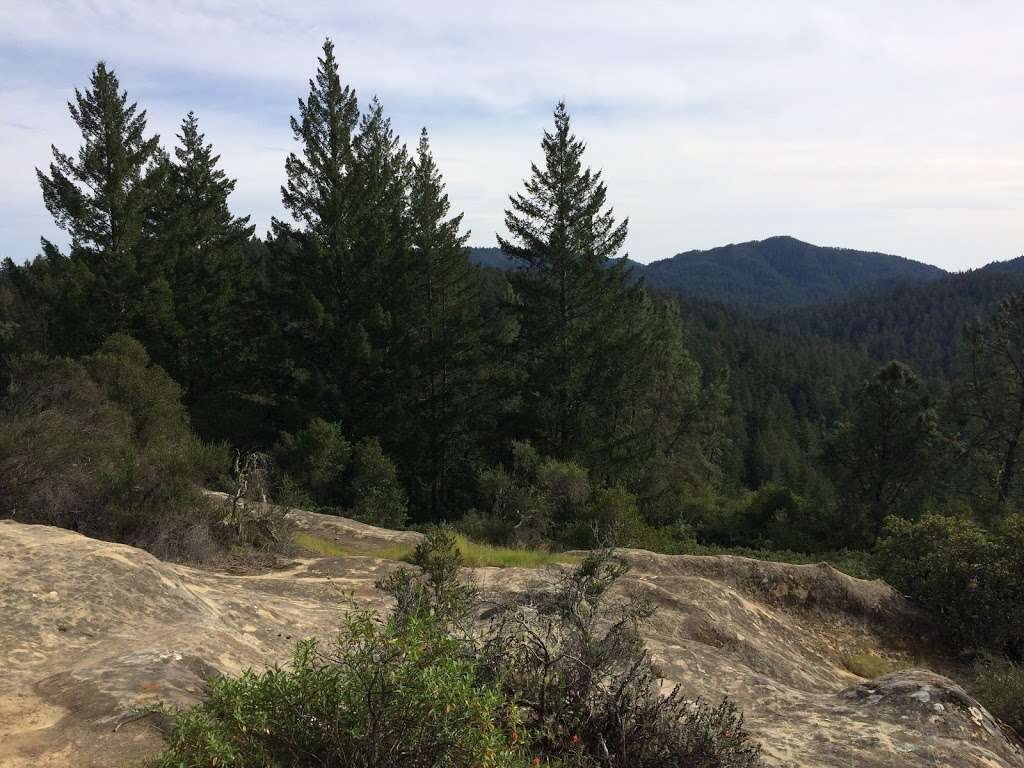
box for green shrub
[350,437,408,528]
[273,417,352,507]
[0,335,229,558]
[155,612,526,768]
[560,484,644,549]
[875,514,1024,654]
[156,525,761,768]
[972,654,1024,734]
[483,549,763,767]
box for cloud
[1,0,1022,268]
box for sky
[1,1,1022,270]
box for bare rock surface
[1,516,1021,768]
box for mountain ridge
[470,235,953,308]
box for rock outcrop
[1,515,1021,768]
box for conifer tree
[35,61,162,353]
[955,294,1024,507]
[153,112,255,434]
[279,38,359,248]
[498,102,650,472]
[268,38,361,429]
[829,361,942,544]
[404,128,480,516]
[341,97,415,439]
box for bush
[483,549,762,767]
[0,335,230,556]
[273,417,351,508]
[972,654,1024,734]
[156,612,526,768]
[560,484,644,549]
[875,514,1024,655]
[350,437,408,529]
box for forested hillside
[639,235,946,308]
[773,263,1024,377]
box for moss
[842,652,908,679]
[292,531,348,557]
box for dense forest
[2,40,1024,744]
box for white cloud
[1,0,1022,268]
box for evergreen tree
[828,361,942,544]
[497,102,651,474]
[404,128,480,517]
[268,38,361,429]
[955,294,1024,507]
[35,61,162,353]
[153,112,255,436]
[340,97,414,441]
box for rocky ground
[1,511,1021,768]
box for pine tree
[153,112,255,435]
[828,361,943,544]
[280,38,359,247]
[498,102,649,472]
[341,97,415,439]
[36,61,162,352]
[955,294,1024,507]
[268,38,361,429]
[404,128,480,517]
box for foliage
[972,654,1024,734]
[827,361,945,545]
[155,612,526,768]
[350,437,409,529]
[482,549,762,767]
[953,294,1024,507]
[0,335,229,559]
[273,417,352,507]
[874,514,1024,655]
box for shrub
[155,612,526,768]
[874,514,1024,654]
[350,437,408,528]
[483,549,763,767]
[156,525,761,768]
[273,417,352,508]
[560,484,644,549]
[0,335,230,556]
[972,654,1024,734]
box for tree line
[4,39,1024,560]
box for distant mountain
[468,246,646,275]
[639,236,946,308]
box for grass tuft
[842,652,908,679]
[293,531,348,557]
[378,534,578,569]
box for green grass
[842,652,909,679]
[376,534,578,569]
[293,531,348,557]
[295,530,576,569]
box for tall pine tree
[498,102,651,474]
[268,38,361,429]
[403,128,481,517]
[35,61,162,354]
[152,112,255,437]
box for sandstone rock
[1,517,1020,768]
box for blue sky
[1,1,1022,269]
